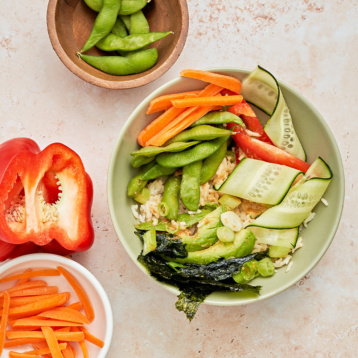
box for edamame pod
[180,160,202,211]
[156,136,230,168]
[131,141,200,158]
[191,111,245,127]
[160,176,181,220]
[120,15,131,31]
[111,17,128,37]
[130,155,155,168]
[78,48,158,75]
[130,10,149,34]
[141,164,179,180]
[166,125,232,144]
[200,140,228,185]
[81,0,122,52]
[96,32,172,52]
[85,0,148,15]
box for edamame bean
[160,176,181,220]
[180,160,202,211]
[131,155,155,168]
[191,111,245,127]
[131,141,200,158]
[96,32,172,52]
[111,17,128,37]
[120,15,131,31]
[81,0,122,52]
[130,10,149,34]
[141,164,179,180]
[84,0,147,15]
[156,136,230,168]
[200,140,228,185]
[166,125,232,144]
[78,48,158,75]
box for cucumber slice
[215,158,302,205]
[249,227,299,248]
[251,157,332,229]
[242,66,306,161]
[269,245,291,258]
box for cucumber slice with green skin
[251,157,332,229]
[215,158,302,205]
[242,66,306,161]
[249,227,299,248]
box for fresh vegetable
[0,291,10,355]
[233,260,258,284]
[180,161,202,211]
[257,258,275,277]
[142,229,157,255]
[171,95,243,108]
[0,138,94,258]
[160,176,181,221]
[216,226,235,243]
[191,110,244,127]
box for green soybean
[130,10,149,34]
[166,125,232,145]
[85,0,148,15]
[200,140,228,185]
[156,136,230,168]
[81,0,122,52]
[131,141,200,158]
[160,176,181,220]
[141,164,179,180]
[120,15,132,31]
[111,17,128,37]
[96,32,172,52]
[191,111,245,127]
[130,155,155,168]
[78,48,158,75]
[180,160,202,211]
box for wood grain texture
[47,0,189,89]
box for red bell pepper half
[229,125,310,173]
[0,138,94,259]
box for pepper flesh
[0,138,94,253]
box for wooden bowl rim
[46,0,189,90]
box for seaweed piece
[136,231,188,258]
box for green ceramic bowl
[108,68,345,305]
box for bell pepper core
[0,138,94,252]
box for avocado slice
[179,206,226,252]
[175,229,256,265]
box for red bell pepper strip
[0,241,15,261]
[0,138,94,252]
[229,125,310,173]
[229,100,274,145]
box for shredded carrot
[2,292,70,319]
[15,269,32,286]
[138,83,223,146]
[66,302,83,311]
[171,95,243,108]
[7,330,84,342]
[146,90,200,114]
[180,69,242,93]
[42,327,65,358]
[38,307,90,324]
[79,327,105,348]
[0,294,60,309]
[7,286,59,298]
[0,269,60,284]
[0,291,10,355]
[0,281,48,298]
[13,318,83,328]
[57,267,94,323]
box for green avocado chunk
[175,229,256,265]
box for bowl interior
[108,68,345,305]
[0,254,113,356]
[47,0,188,89]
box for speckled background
[0,0,357,357]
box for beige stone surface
[0,0,357,357]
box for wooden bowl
[47,0,189,89]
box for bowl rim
[46,0,189,89]
[107,67,345,306]
[0,253,113,355]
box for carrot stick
[180,69,242,93]
[0,294,61,309]
[0,291,10,355]
[0,281,48,298]
[9,353,43,358]
[62,344,75,358]
[138,83,223,146]
[66,302,82,311]
[148,104,220,146]
[172,95,243,108]
[2,292,70,319]
[146,90,201,114]
[13,318,83,328]
[38,307,90,324]
[42,327,65,358]
[15,269,32,286]
[57,267,94,323]
[0,269,60,284]
[4,338,45,348]
[7,286,59,298]
[79,327,104,348]
[72,327,89,358]
[7,330,84,342]
[10,343,67,356]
